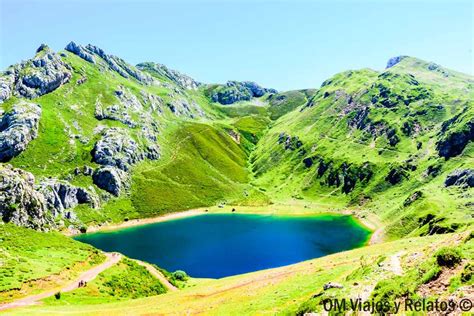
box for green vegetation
[43,258,166,305]
[0,224,104,295]
[435,247,464,267]
[267,89,315,120]
[130,122,251,218]
[0,45,473,314]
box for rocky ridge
[65,41,153,85]
[0,44,71,101]
[136,62,201,90]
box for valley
[0,42,472,314]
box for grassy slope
[1,52,473,314]
[251,59,474,239]
[5,233,467,315]
[42,258,167,305]
[0,224,104,299]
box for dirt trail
[134,260,178,292]
[0,252,122,311]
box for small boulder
[323,282,344,290]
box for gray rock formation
[0,74,15,103]
[65,41,95,63]
[0,101,41,161]
[436,119,474,158]
[136,62,201,90]
[386,56,408,69]
[38,179,99,217]
[323,282,344,290]
[92,128,160,171]
[95,87,143,127]
[0,165,53,230]
[66,42,153,85]
[445,169,474,188]
[92,166,129,196]
[167,98,193,117]
[141,90,163,113]
[210,81,277,105]
[0,44,71,100]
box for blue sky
[0,0,472,90]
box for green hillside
[0,43,472,314]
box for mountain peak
[385,55,408,69]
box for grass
[1,47,473,314]
[0,224,104,299]
[3,232,463,315]
[42,258,166,305]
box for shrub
[54,292,61,300]
[421,265,441,283]
[172,270,188,281]
[79,225,88,233]
[435,247,463,268]
[461,263,473,283]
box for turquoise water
[75,213,371,278]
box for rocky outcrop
[92,166,129,196]
[386,56,407,69]
[92,128,159,171]
[303,156,373,194]
[95,87,143,127]
[37,179,99,217]
[0,44,71,100]
[210,81,277,105]
[0,165,53,230]
[136,62,201,90]
[278,132,303,151]
[0,101,41,161]
[347,107,400,146]
[167,98,197,117]
[65,41,95,63]
[0,74,15,103]
[444,169,474,188]
[368,73,431,108]
[403,190,423,207]
[386,166,408,185]
[436,120,474,158]
[141,90,164,113]
[65,42,153,85]
[325,162,373,194]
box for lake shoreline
[66,203,383,242]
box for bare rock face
[0,44,71,100]
[445,169,474,188]
[0,74,15,103]
[436,120,474,158]
[65,41,95,63]
[65,42,153,85]
[0,101,41,162]
[37,179,99,217]
[136,62,201,90]
[92,128,160,171]
[92,166,129,196]
[0,165,53,230]
[386,56,408,69]
[95,87,143,127]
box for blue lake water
[75,213,371,278]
